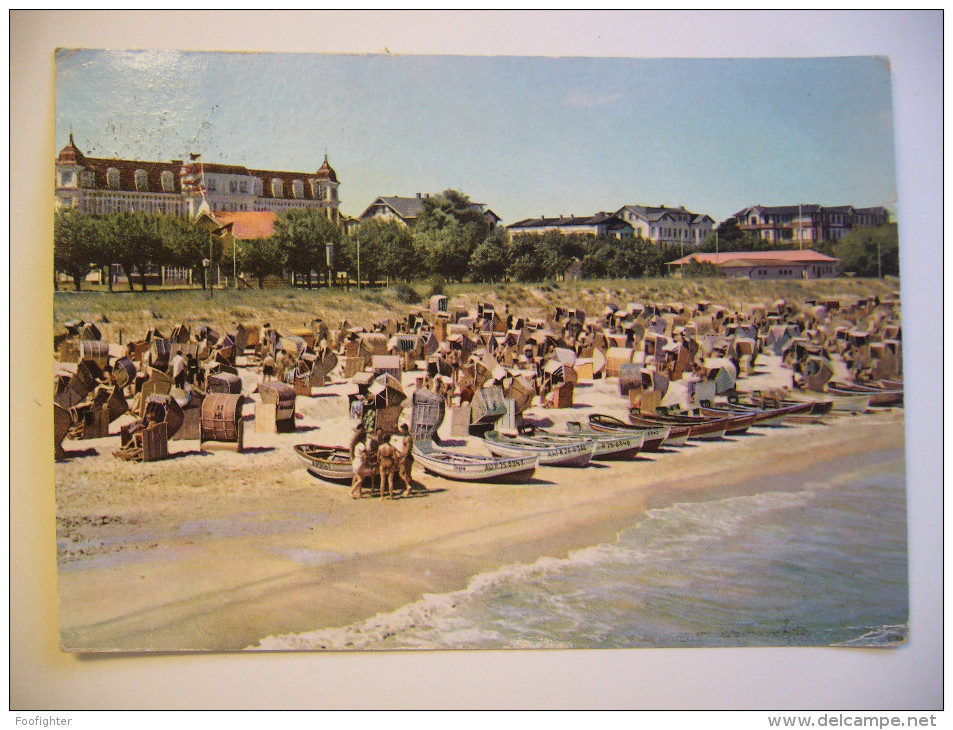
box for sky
[55,50,898,224]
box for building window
[161,171,174,192]
[134,169,148,191]
[271,178,283,197]
[239,181,248,194]
[207,178,217,192]
[60,170,73,185]
[107,167,120,189]
[293,180,304,199]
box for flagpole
[209,228,214,300]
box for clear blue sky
[55,50,897,224]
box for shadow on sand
[58,447,100,461]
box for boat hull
[584,415,670,451]
[413,444,538,483]
[534,428,644,461]
[826,382,903,407]
[294,444,353,483]
[628,413,729,441]
[794,390,871,413]
[747,394,832,421]
[482,434,595,468]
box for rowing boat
[824,381,903,407]
[294,443,353,483]
[413,440,538,483]
[744,394,831,423]
[481,430,596,467]
[698,401,813,427]
[584,414,674,450]
[628,411,742,440]
[790,389,871,413]
[527,426,644,461]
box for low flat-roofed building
[667,249,840,280]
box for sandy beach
[54,349,906,652]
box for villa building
[616,204,715,248]
[732,204,889,245]
[359,193,501,228]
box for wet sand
[54,357,906,652]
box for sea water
[256,449,908,650]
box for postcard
[52,50,907,653]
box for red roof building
[667,250,840,280]
[211,211,278,240]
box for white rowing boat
[481,431,596,467]
[413,440,538,483]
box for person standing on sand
[171,350,187,390]
[376,438,398,499]
[350,440,368,499]
[394,424,415,497]
[186,353,199,386]
[261,351,275,382]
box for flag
[181,153,205,194]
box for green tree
[351,218,417,285]
[698,217,766,252]
[414,190,490,282]
[103,212,168,292]
[508,233,547,282]
[237,236,285,289]
[535,231,586,280]
[273,208,341,288]
[159,214,222,290]
[834,223,899,277]
[53,209,97,291]
[468,227,511,282]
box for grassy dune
[53,276,901,344]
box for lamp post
[798,203,803,251]
[209,228,215,298]
[325,241,334,290]
[233,240,238,289]
[356,230,361,291]
[202,258,211,300]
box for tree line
[53,191,900,292]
